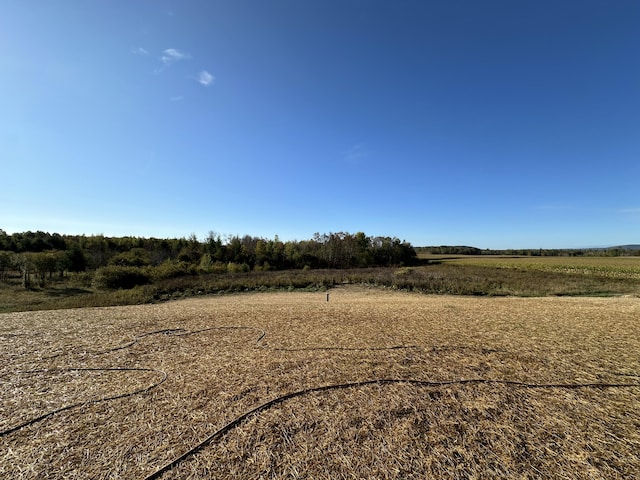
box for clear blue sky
[2,1,638,249]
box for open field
[2,287,639,479]
[1,256,640,313]
[420,254,640,280]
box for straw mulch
[1,286,639,479]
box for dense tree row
[0,230,417,287]
[5,229,636,290]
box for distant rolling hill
[611,245,640,250]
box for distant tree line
[416,245,640,257]
[0,230,417,288]
[417,246,483,255]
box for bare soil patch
[2,286,639,479]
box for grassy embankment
[1,255,639,313]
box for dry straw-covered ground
[1,286,639,479]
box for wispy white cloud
[619,207,640,213]
[342,143,368,164]
[532,203,574,211]
[131,47,149,56]
[618,207,640,218]
[197,70,215,86]
[170,95,184,102]
[161,48,191,65]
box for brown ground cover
[1,287,639,479]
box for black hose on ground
[0,367,167,437]
[143,374,640,480]
[5,324,639,478]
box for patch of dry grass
[1,287,639,479]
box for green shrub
[70,272,93,288]
[227,262,250,273]
[108,248,151,267]
[152,260,195,281]
[92,266,151,289]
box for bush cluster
[92,266,151,289]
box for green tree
[199,253,214,272]
[177,234,203,264]
[0,230,11,251]
[109,248,151,267]
[31,252,59,287]
[65,245,87,273]
[0,251,13,281]
[13,253,33,288]
[255,239,268,266]
[83,235,109,269]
